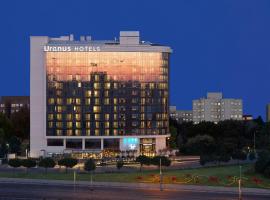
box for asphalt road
[0,182,269,200]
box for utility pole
[254,131,256,154]
[238,165,242,200]
[160,158,163,191]
[90,171,94,191]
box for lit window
[66,114,72,120]
[86,122,91,128]
[85,114,91,120]
[105,114,110,120]
[66,129,73,136]
[105,122,110,128]
[94,83,100,89]
[48,98,55,104]
[75,129,81,136]
[56,114,62,120]
[76,122,81,128]
[105,83,110,89]
[48,114,54,120]
[94,98,100,105]
[85,91,91,97]
[48,122,53,128]
[75,114,81,120]
[85,98,91,105]
[56,129,62,136]
[67,98,72,104]
[93,106,101,113]
[67,122,73,128]
[94,91,100,97]
[95,114,100,120]
[104,98,109,105]
[86,129,91,136]
[75,98,81,105]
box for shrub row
[135,155,171,171]
[255,151,270,178]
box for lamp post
[238,165,242,200]
[159,158,163,191]
[73,169,76,192]
[253,131,257,154]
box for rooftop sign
[44,45,101,52]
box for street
[0,182,269,200]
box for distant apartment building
[0,96,30,117]
[192,92,242,124]
[169,106,193,123]
[267,103,270,122]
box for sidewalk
[0,177,269,196]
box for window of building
[66,139,82,149]
[47,139,63,146]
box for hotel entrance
[140,138,156,157]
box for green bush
[255,151,270,173]
[151,156,171,167]
[199,154,216,166]
[218,154,231,163]
[136,155,151,171]
[38,157,56,173]
[84,159,96,172]
[232,150,247,160]
[263,165,270,179]
[58,157,78,173]
[8,158,21,168]
[248,152,256,161]
[116,160,124,170]
[21,159,36,173]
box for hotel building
[30,31,172,157]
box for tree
[21,159,36,173]
[10,106,30,140]
[38,157,56,174]
[8,136,21,154]
[84,159,96,172]
[58,157,78,173]
[183,135,216,155]
[255,151,270,173]
[116,160,124,170]
[8,158,21,173]
[169,124,177,148]
[135,155,151,172]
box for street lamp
[160,158,163,191]
[238,165,242,200]
[253,131,257,154]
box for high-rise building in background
[192,92,242,124]
[0,96,29,118]
[30,31,172,157]
[266,103,270,122]
[169,106,192,123]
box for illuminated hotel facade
[30,31,172,157]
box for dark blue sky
[0,0,269,119]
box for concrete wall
[30,36,48,157]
